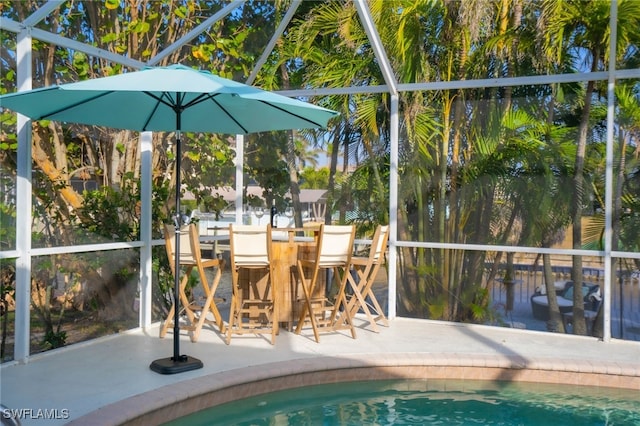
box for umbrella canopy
[1,64,338,374]
[0,64,338,133]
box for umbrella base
[150,355,203,375]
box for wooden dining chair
[294,224,357,343]
[160,223,225,342]
[226,224,277,345]
[345,224,390,332]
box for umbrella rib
[142,92,166,131]
[257,99,325,128]
[205,95,249,134]
[144,91,206,111]
[143,91,177,110]
[142,91,192,131]
[182,93,211,109]
[35,91,113,120]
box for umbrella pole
[150,130,203,374]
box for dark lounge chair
[530,281,601,321]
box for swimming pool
[165,379,640,425]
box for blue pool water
[165,379,640,425]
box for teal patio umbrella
[0,64,338,374]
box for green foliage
[0,114,16,150]
[0,197,15,252]
[43,330,67,350]
[342,156,390,231]
[200,194,229,218]
[181,133,235,211]
[0,260,15,360]
[104,0,119,10]
[245,131,291,203]
[77,174,139,242]
[300,167,331,189]
[1,0,637,338]
[273,0,639,324]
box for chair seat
[317,260,348,267]
[235,260,270,267]
[531,295,574,308]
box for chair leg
[294,303,307,334]
[346,264,388,331]
[195,264,226,335]
[270,300,277,345]
[161,267,195,339]
[340,292,357,339]
[226,295,237,345]
[363,262,389,327]
[295,265,322,342]
[178,270,202,342]
[346,269,380,332]
[366,290,389,327]
[192,290,215,342]
[227,267,277,345]
[270,273,278,345]
[226,270,240,345]
[297,287,321,343]
[159,303,174,338]
[330,268,356,339]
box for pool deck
[1,316,640,426]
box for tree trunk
[543,253,565,333]
[286,131,304,228]
[279,63,303,227]
[571,72,597,335]
[325,126,342,225]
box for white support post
[235,135,244,224]
[388,94,399,319]
[139,132,153,328]
[14,28,33,363]
[602,1,618,342]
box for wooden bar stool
[160,223,225,342]
[295,224,357,343]
[226,224,277,345]
[345,225,389,332]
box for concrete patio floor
[1,315,639,426]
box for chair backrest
[316,224,356,266]
[164,223,195,266]
[187,222,207,263]
[370,225,389,263]
[229,224,272,267]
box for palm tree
[584,83,640,336]
[542,0,640,335]
[276,0,390,228]
[276,1,636,330]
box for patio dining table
[222,226,325,330]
